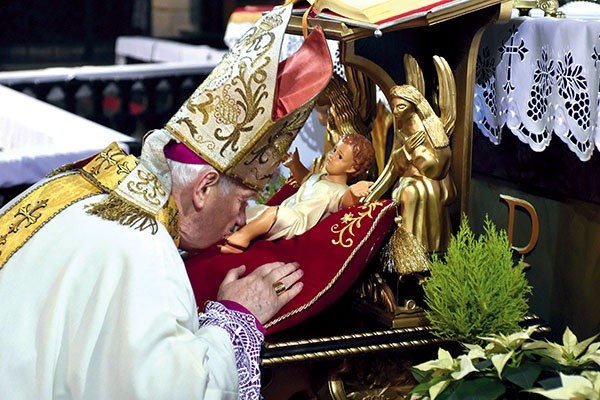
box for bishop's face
[325,141,356,177]
[179,173,256,253]
[201,181,256,248]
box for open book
[305,0,454,25]
[294,0,502,30]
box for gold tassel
[380,218,430,275]
[86,192,158,234]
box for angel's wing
[344,66,376,133]
[403,54,425,95]
[433,55,456,135]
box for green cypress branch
[424,215,532,342]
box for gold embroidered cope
[0,143,180,269]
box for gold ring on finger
[272,281,286,296]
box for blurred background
[0,0,281,71]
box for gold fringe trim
[86,192,158,234]
[380,223,430,275]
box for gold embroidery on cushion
[0,173,101,269]
[331,201,384,248]
[265,201,396,328]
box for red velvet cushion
[185,198,397,335]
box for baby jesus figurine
[219,133,375,254]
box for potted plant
[409,325,600,399]
[423,215,531,343]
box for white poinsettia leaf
[572,333,600,358]
[559,373,596,397]
[525,341,564,362]
[529,373,594,399]
[527,386,582,399]
[463,343,485,352]
[524,325,540,336]
[479,337,506,350]
[480,327,537,352]
[429,379,450,400]
[507,326,537,343]
[491,351,513,378]
[414,348,455,371]
[581,371,600,390]
[587,342,600,353]
[437,347,453,360]
[559,373,592,387]
[523,341,551,350]
[580,352,600,366]
[562,327,578,349]
[413,358,449,371]
[450,355,478,380]
[466,346,486,360]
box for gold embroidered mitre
[164,4,333,190]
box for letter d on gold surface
[500,194,539,255]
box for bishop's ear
[192,169,220,209]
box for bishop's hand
[216,262,304,324]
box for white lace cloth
[474,17,600,161]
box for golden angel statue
[365,55,457,254]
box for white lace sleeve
[199,301,264,400]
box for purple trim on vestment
[199,301,264,400]
[218,300,266,334]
